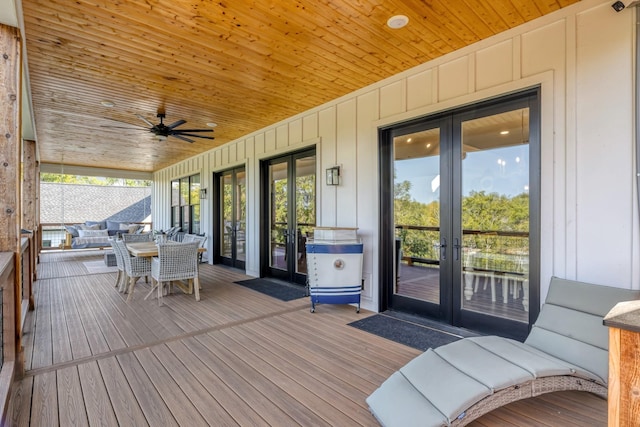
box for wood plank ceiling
[21,0,580,173]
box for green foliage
[395,181,530,261]
[41,173,151,187]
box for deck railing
[0,252,16,424]
[395,224,529,274]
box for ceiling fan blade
[171,129,213,132]
[172,134,194,143]
[136,114,155,127]
[167,119,187,129]
[175,133,215,140]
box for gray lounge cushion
[366,277,640,427]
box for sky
[395,145,529,205]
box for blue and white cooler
[306,228,363,313]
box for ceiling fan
[103,112,215,143]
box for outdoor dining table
[126,241,206,257]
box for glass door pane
[460,108,530,323]
[269,161,288,271]
[393,127,441,305]
[219,168,246,269]
[221,171,233,259]
[236,170,246,262]
[295,155,316,275]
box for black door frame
[378,88,541,340]
[212,166,246,270]
[260,147,316,284]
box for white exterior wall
[153,0,639,312]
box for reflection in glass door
[393,124,446,319]
[459,108,531,325]
[216,167,246,270]
[263,149,316,284]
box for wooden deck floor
[6,250,606,426]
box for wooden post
[22,139,36,309]
[0,22,22,375]
[605,301,640,427]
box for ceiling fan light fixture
[156,134,167,141]
[387,15,409,29]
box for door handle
[453,238,461,261]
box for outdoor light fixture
[326,166,340,186]
[200,188,207,199]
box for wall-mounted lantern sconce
[200,188,207,199]
[326,166,340,186]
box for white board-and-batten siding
[153,0,639,313]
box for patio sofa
[366,277,640,426]
[64,220,143,249]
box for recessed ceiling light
[387,15,409,29]
[500,130,510,135]
[206,122,218,128]
[100,100,115,107]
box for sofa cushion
[106,220,123,231]
[119,223,142,234]
[79,223,101,230]
[78,229,109,238]
[85,220,106,230]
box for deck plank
[181,336,299,426]
[57,366,89,426]
[56,277,93,361]
[164,340,268,426]
[77,361,119,426]
[30,280,53,369]
[150,343,240,425]
[214,328,374,426]
[7,375,32,427]
[133,347,209,426]
[97,357,149,427]
[50,280,73,364]
[30,371,59,427]
[116,352,178,427]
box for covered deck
[7,250,606,426]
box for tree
[40,173,150,186]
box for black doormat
[348,312,480,351]
[234,278,307,302]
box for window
[171,174,201,234]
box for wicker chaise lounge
[366,277,640,427]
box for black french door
[261,148,316,284]
[214,167,246,270]
[380,90,540,340]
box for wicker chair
[164,226,181,241]
[145,242,200,306]
[183,233,207,263]
[109,240,126,292]
[122,232,154,243]
[113,239,151,302]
